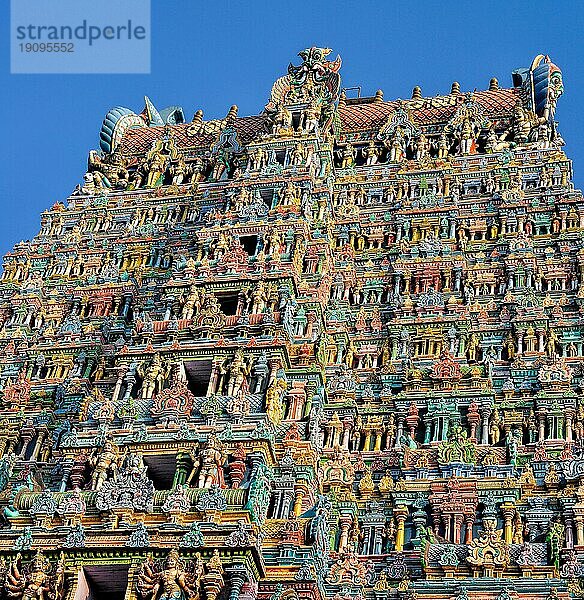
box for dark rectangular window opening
[184,359,213,396]
[239,235,258,255]
[78,565,129,600]
[259,189,272,204]
[215,292,239,315]
[291,112,302,131]
[143,454,177,490]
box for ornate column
[279,490,293,519]
[453,513,464,544]
[30,427,47,461]
[83,356,96,379]
[331,421,342,447]
[394,505,408,552]
[341,419,351,450]
[225,568,247,600]
[464,514,475,544]
[443,513,452,542]
[18,423,36,459]
[395,417,405,447]
[206,360,221,396]
[59,459,73,492]
[393,272,403,296]
[0,437,9,458]
[517,332,523,354]
[363,428,372,452]
[112,367,126,402]
[501,502,515,545]
[373,524,385,555]
[538,411,547,442]
[373,428,383,452]
[566,409,575,442]
[121,294,132,318]
[202,552,224,600]
[538,331,545,353]
[565,514,574,549]
[574,512,584,546]
[338,515,352,552]
[173,452,191,487]
[292,483,308,517]
[467,403,480,441]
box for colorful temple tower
[0,48,582,600]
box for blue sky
[2,0,583,258]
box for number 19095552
[19,42,74,52]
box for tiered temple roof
[0,47,582,600]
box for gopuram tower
[0,48,582,600]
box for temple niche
[0,47,582,600]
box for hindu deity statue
[146,149,168,188]
[220,349,251,398]
[388,127,407,163]
[457,113,479,154]
[181,286,204,320]
[339,143,356,168]
[136,549,202,600]
[278,182,301,208]
[290,142,308,166]
[436,132,450,158]
[250,147,267,171]
[271,104,293,135]
[138,353,170,399]
[89,439,120,490]
[5,551,64,600]
[509,100,540,144]
[170,156,189,185]
[414,134,430,161]
[363,141,380,165]
[302,100,322,135]
[265,376,288,426]
[189,435,226,489]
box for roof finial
[489,77,499,91]
[187,109,204,136]
[338,90,347,108]
[374,89,384,103]
[144,96,164,126]
[226,105,238,123]
[450,81,461,95]
[191,109,203,125]
[411,86,422,100]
